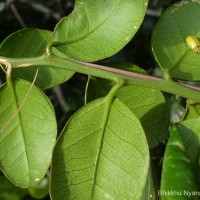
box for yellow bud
[186,36,200,49]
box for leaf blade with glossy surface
[161,125,199,200]
[50,98,149,199]
[0,79,57,188]
[0,29,74,88]
[85,63,168,148]
[52,0,148,61]
[152,1,200,81]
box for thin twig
[180,83,200,92]
[146,9,162,17]
[152,0,160,7]
[52,86,67,111]
[13,56,200,93]
[18,0,60,20]
[54,0,63,17]
[7,0,27,28]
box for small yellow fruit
[186,35,200,49]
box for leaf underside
[86,77,168,148]
[0,29,74,88]
[51,98,149,200]
[161,125,199,200]
[0,79,57,188]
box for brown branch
[73,59,200,92]
[52,86,67,111]
[7,0,27,28]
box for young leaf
[52,0,148,62]
[161,125,199,200]
[0,79,57,188]
[152,0,200,81]
[0,29,74,88]
[50,98,149,200]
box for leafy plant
[0,0,200,199]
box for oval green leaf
[50,98,149,200]
[180,102,200,167]
[86,76,168,148]
[116,86,168,148]
[0,175,28,200]
[161,125,199,200]
[179,117,200,168]
[0,29,74,88]
[28,177,49,199]
[52,0,148,62]
[183,101,200,120]
[0,79,57,188]
[152,1,200,81]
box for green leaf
[161,125,199,200]
[0,79,57,188]
[0,175,28,200]
[183,101,200,120]
[179,101,200,166]
[179,118,200,168]
[28,177,49,199]
[52,0,148,62]
[86,84,168,148]
[116,86,168,148]
[142,165,157,200]
[105,62,147,75]
[50,98,149,200]
[85,62,146,103]
[0,29,74,88]
[85,63,167,148]
[86,76,109,103]
[152,0,200,81]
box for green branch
[1,54,200,101]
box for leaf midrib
[56,0,123,45]
[8,80,30,181]
[91,99,112,199]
